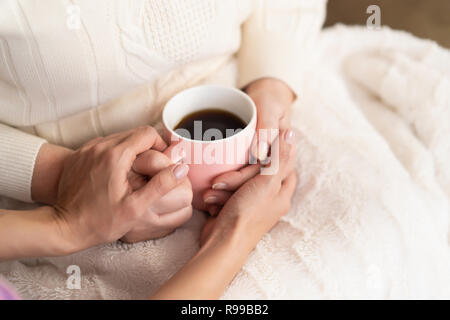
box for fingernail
[212,182,227,190]
[284,130,295,145]
[173,164,189,180]
[257,141,269,161]
[204,196,218,204]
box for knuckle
[80,143,96,155]
[184,179,193,199]
[152,173,172,198]
[78,145,90,154]
[146,152,164,170]
[259,174,280,193]
[139,125,156,137]
[153,172,165,188]
[104,148,120,163]
[121,147,135,162]
[91,144,105,157]
[74,148,85,160]
[280,143,292,162]
[179,187,193,207]
[245,179,261,197]
[272,178,282,193]
[236,170,248,183]
[80,137,102,151]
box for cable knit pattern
[1,26,449,299]
[143,0,216,64]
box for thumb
[132,163,190,208]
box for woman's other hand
[200,129,297,249]
[202,164,260,216]
[53,126,190,252]
[200,78,295,213]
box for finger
[260,129,296,181]
[133,150,172,177]
[123,126,167,152]
[279,108,291,130]
[251,105,283,162]
[116,126,168,167]
[211,164,260,191]
[202,189,233,206]
[157,206,193,229]
[163,142,186,164]
[81,127,167,166]
[131,163,190,207]
[109,128,168,190]
[149,180,193,214]
[98,127,168,189]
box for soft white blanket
[1,25,450,299]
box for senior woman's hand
[121,145,193,242]
[53,126,191,252]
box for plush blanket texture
[1,25,450,299]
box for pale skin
[203,78,296,215]
[0,78,297,299]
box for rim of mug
[162,85,257,144]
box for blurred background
[325,0,450,48]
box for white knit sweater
[0,0,326,202]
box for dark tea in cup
[174,108,246,141]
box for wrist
[201,216,257,257]
[41,206,81,256]
[245,78,296,104]
[31,144,74,204]
[152,217,253,300]
[0,206,81,260]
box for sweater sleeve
[0,123,46,202]
[238,0,327,95]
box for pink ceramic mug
[162,85,257,210]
